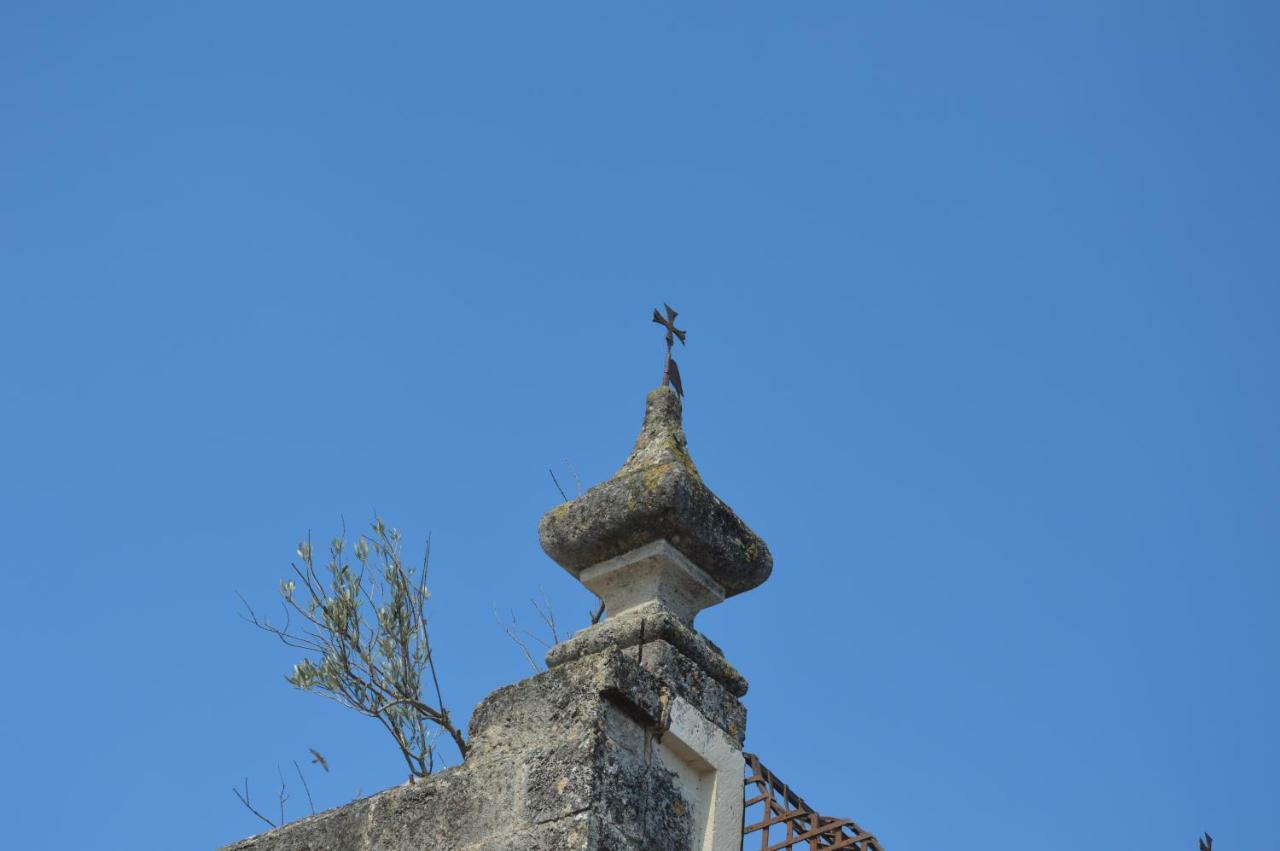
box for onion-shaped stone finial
[539,386,772,623]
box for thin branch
[564,457,582,497]
[276,765,289,827]
[519,625,553,649]
[293,760,315,816]
[416,535,467,761]
[233,778,277,829]
[417,538,446,720]
[531,590,560,645]
[589,600,606,625]
[548,468,569,502]
[371,696,446,721]
[496,608,541,673]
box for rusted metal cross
[651,303,686,397]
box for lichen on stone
[539,386,772,598]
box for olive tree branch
[238,516,466,779]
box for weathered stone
[221,647,721,851]
[637,639,747,747]
[579,540,725,626]
[539,387,772,597]
[547,604,749,703]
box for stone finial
[539,386,772,626]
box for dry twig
[564,458,582,497]
[232,778,276,829]
[531,590,560,645]
[496,607,542,673]
[276,766,289,827]
[549,469,569,502]
[293,760,314,816]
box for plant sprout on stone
[240,516,466,779]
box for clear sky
[2,3,1277,849]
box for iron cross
[651,303,686,397]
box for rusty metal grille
[742,753,883,851]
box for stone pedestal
[579,541,725,626]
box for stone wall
[222,636,746,851]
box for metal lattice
[742,753,883,851]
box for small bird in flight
[309,748,329,772]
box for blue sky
[1,2,1277,849]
